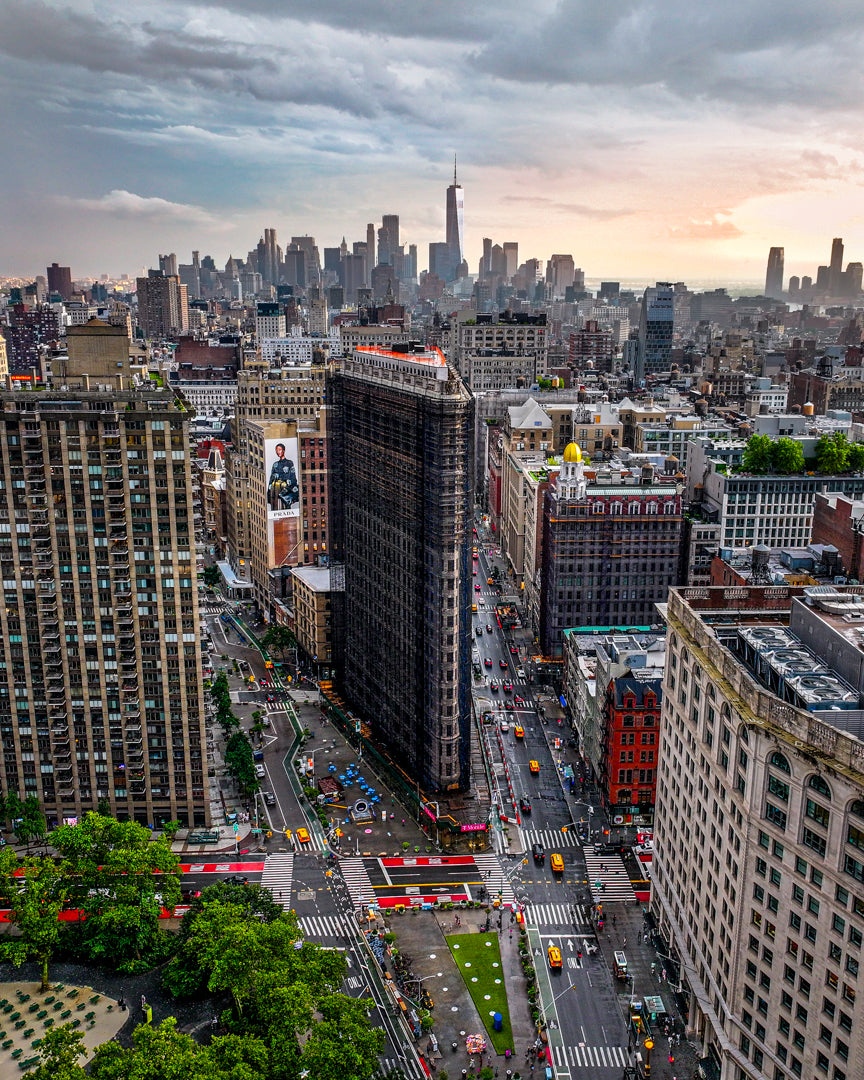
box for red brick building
[602,675,662,815]
[812,491,864,580]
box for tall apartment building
[0,371,207,828]
[540,448,682,657]
[454,311,548,391]
[46,262,73,303]
[136,271,188,339]
[635,283,674,381]
[329,345,474,793]
[3,303,60,374]
[654,585,864,1080]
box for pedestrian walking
[662,968,667,981]
[623,936,627,947]
[140,994,147,1012]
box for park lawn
[446,933,513,1054]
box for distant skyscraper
[366,223,375,284]
[378,215,399,267]
[545,254,576,297]
[765,246,784,298]
[158,253,178,278]
[830,236,844,295]
[635,283,674,381]
[329,345,474,793]
[136,271,188,339]
[46,262,73,302]
[503,242,518,281]
[445,157,464,281]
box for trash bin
[493,1012,503,1032]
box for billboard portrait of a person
[267,443,299,512]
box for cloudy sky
[3,0,864,285]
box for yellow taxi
[550,852,564,873]
[547,945,563,969]
[514,725,524,739]
[296,827,311,844]
[529,760,539,773]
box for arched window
[629,501,639,515]
[740,725,749,745]
[808,775,831,799]
[647,501,658,515]
[664,501,676,514]
[769,751,790,773]
[850,800,864,821]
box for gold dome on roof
[563,442,582,463]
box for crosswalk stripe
[260,852,294,908]
[472,853,516,907]
[298,914,351,939]
[520,826,582,848]
[523,902,586,927]
[338,856,376,907]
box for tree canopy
[740,434,804,475]
[0,848,69,990]
[50,812,182,970]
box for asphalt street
[472,546,638,1079]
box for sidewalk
[387,900,536,1071]
[595,901,701,1079]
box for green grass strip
[446,933,513,1054]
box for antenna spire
[454,153,457,186]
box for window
[766,803,787,829]
[806,799,830,828]
[756,857,767,877]
[770,867,782,886]
[771,751,791,772]
[808,896,821,915]
[845,955,858,976]
[790,912,802,931]
[768,775,790,801]
[802,827,827,857]
[826,970,839,990]
[758,830,770,849]
[816,1052,829,1073]
[849,925,862,947]
[809,774,831,798]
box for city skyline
[4,1,864,281]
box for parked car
[255,763,266,778]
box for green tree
[97,797,112,817]
[260,624,296,664]
[0,849,69,990]
[741,434,774,473]
[50,813,181,967]
[202,566,221,588]
[299,994,385,1080]
[770,437,805,475]
[18,794,47,850]
[89,1018,200,1080]
[225,731,258,795]
[848,442,864,473]
[25,1024,87,1080]
[815,431,851,474]
[2,789,24,833]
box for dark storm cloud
[470,0,864,108]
